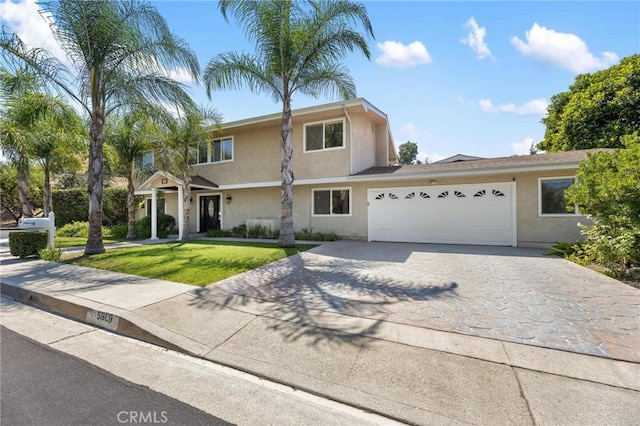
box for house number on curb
[86,309,119,331]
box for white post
[177,185,184,241]
[48,211,55,247]
[151,188,158,240]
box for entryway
[200,195,221,232]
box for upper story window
[191,137,234,165]
[304,119,345,152]
[539,177,580,216]
[135,151,154,171]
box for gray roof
[351,149,611,178]
[190,175,218,189]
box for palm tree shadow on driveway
[188,249,459,347]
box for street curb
[0,281,424,425]
[0,282,209,356]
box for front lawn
[62,240,316,286]
[55,236,125,248]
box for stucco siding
[221,188,281,231]
[349,112,377,174]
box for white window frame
[312,187,352,217]
[538,176,581,217]
[192,136,234,165]
[303,118,346,153]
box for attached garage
[367,182,516,246]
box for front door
[200,195,220,232]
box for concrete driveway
[216,240,640,363]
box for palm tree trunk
[126,163,136,240]
[43,162,52,216]
[279,99,295,247]
[181,163,191,242]
[85,110,106,255]
[17,156,33,218]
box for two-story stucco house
[135,98,592,248]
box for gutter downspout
[343,105,353,175]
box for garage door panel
[368,183,515,246]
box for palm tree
[30,96,85,216]
[155,105,222,242]
[0,0,199,254]
[0,67,49,218]
[203,0,374,247]
[106,108,163,240]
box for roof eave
[348,161,582,182]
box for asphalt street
[1,326,232,426]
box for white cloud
[510,137,535,155]
[511,23,619,73]
[166,67,196,84]
[478,98,548,115]
[375,41,432,68]
[461,17,492,60]
[0,0,70,67]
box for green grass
[55,236,125,248]
[62,240,316,286]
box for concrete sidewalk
[1,247,639,425]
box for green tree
[397,141,422,165]
[566,133,640,276]
[539,54,640,152]
[155,105,222,242]
[1,0,199,254]
[0,67,44,218]
[106,109,161,240]
[30,97,85,215]
[0,162,43,224]
[203,0,374,247]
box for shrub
[546,241,589,266]
[206,229,231,237]
[57,221,90,237]
[108,224,129,239]
[246,224,279,239]
[294,227,339,241]
[580,216,640,278]
[39,245,63,261]
[230,224,247,238]
[57,221,111,238]
[102,187,129,226]
[135,213,177,239]
[52,188,88,226]
[9,231,49,258]
[52,187,130,227]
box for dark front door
[200,195,220,232]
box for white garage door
[368,182,516,246]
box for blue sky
[1,1,639,161]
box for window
[304,120,344,152]
[539,177,579,215]
[191,137,234,164]
[313,188,350,216]
[135,151,154,171]
[145,194,165,216]
[213,137,233,162]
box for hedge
[9,231,49,258]
[52,187,131,227]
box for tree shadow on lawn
[188,252,459,348]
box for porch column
[177,185,184,241]
[151,188,158,240]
